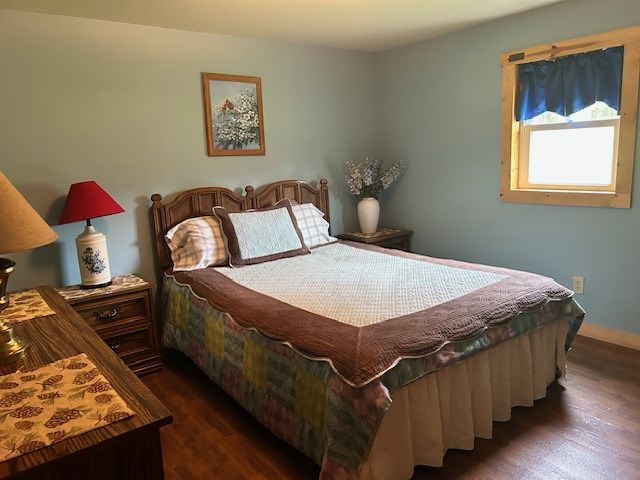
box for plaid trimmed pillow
[291,203,337,249]
[165,216,228,271]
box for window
[520,104,619,191]
[500,27,640,208]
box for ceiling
[0,0,566,52]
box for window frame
[500,27,640,208]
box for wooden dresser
[0,286,172,480]
[56,275,161,376]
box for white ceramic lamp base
[75,225,112,288]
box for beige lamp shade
[0,172,58,254]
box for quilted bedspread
[169,242,583,387]
[161,242,584,479]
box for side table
[337,227,413,252]
[56,274,161,376]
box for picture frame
[201,72,266,156]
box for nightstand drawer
[73,292,150,331]
[374,237,408,250]
[102,324,156,362]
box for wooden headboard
[150,179,329,274]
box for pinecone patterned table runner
[0,290,55,324]
[0,353,134,460]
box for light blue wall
[376,0,640,335]
[0,10,375,290]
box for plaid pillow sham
[291,203,337,249]
[165,216,228,271]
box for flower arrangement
[345,157,407,200]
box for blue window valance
[515,46,623,121]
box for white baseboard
[577,322,640,351]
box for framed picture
[201,72,266,156]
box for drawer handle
[96,308,118,320]
[108,340,121,351]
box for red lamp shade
[59,181,124,225]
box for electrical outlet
[572,276,584,294]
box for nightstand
[56,274,162,376]
[337,227,413,252]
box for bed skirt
[361,318,568,479]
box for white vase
[357,197,380,234]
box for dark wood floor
[141,336,640,479]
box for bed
[150,179,584,480]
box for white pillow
[165,216,228,271]
[291,203,337,248]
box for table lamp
[58,181,124,288]
[0,172,58,364]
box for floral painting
[201,72,266,156]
